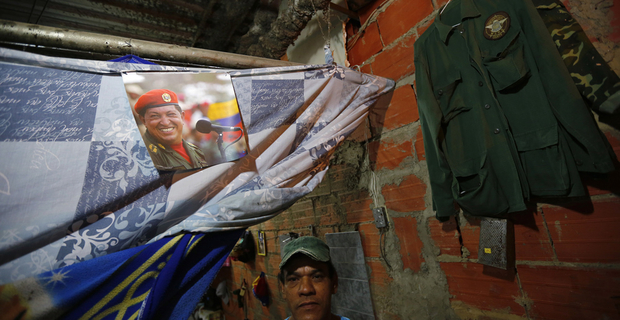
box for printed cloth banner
[0,47,394,318]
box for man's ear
[331,272,338,294]
[138,114,145,124]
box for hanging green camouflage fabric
[533,0,620,114]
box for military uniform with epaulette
[143,130,209,171]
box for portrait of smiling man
[134,89,209,171]
[279,236,351,320]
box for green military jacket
[414,0,616,219]
[143,130,209,171]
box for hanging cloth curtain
[0,48,394,319]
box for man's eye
[313,274,324,280]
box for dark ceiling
[0,0,373,61]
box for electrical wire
[363,117,381,205]
[310,0,332,48]
[379,228,392,270]
[35,0,51,24]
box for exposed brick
[428,216,462,256]
[260,218,277,231]
[252,254,266,272]
[369,138,413,170]
[376,0,433,45]
[359,223,381,257]
[329,164,359,193]
[518,265,620,320]
[264,231,279,258]
[369,84,418,132]
[371,34,416,82]
[349,22,383,66]
[360,63,373,75]
[417,19,434,38]
[358,0,384,25]
[542,198,620,263]
[222,297,245,319]
[366,259,393,287]
[263,254,281,277]
[459,218,481,259]
[393,216,425,271]
[381,174,426,212]
[414,124,425,160]
[512,210,555,261]
[315,198,342,226]
[436,0,450,10]
[441,262,526,315]
[279,199,314,229]
[293,215,316,229]
[341,190,375,224]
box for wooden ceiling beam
[0,19,301,68]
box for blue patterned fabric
[108,54,157,65]
[4,230,241,320]
[0,47,394,319]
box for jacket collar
[435,0,481,43]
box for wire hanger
[439,0,462,28]
[440,0,452,15]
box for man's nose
[298,277,316,296]
[159,115,171,125]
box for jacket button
[494,128,500,134]
[438,89,443,95]
[484,104,490,109]
[575,160,583,166]
[478,81,483,87]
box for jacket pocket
[450,153,510,217]
[434,69,470,123]
[513,126,571,195]
[484,31,530,92]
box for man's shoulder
[184,140,205,154]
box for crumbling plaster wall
[223,0,620,319]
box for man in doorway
[134,89,209,171]
[278,236,350,320]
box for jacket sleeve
[414,41,459,220]
[511,0,616,172]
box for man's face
[281,255,337,320]
[140,105,184,146]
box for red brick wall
[222,0,620,319]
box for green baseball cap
[279,236,331,269]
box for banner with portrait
[0,47,394,319]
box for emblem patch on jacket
[484,11,510,40]
[149,144,158,153]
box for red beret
[134,89,180,114]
